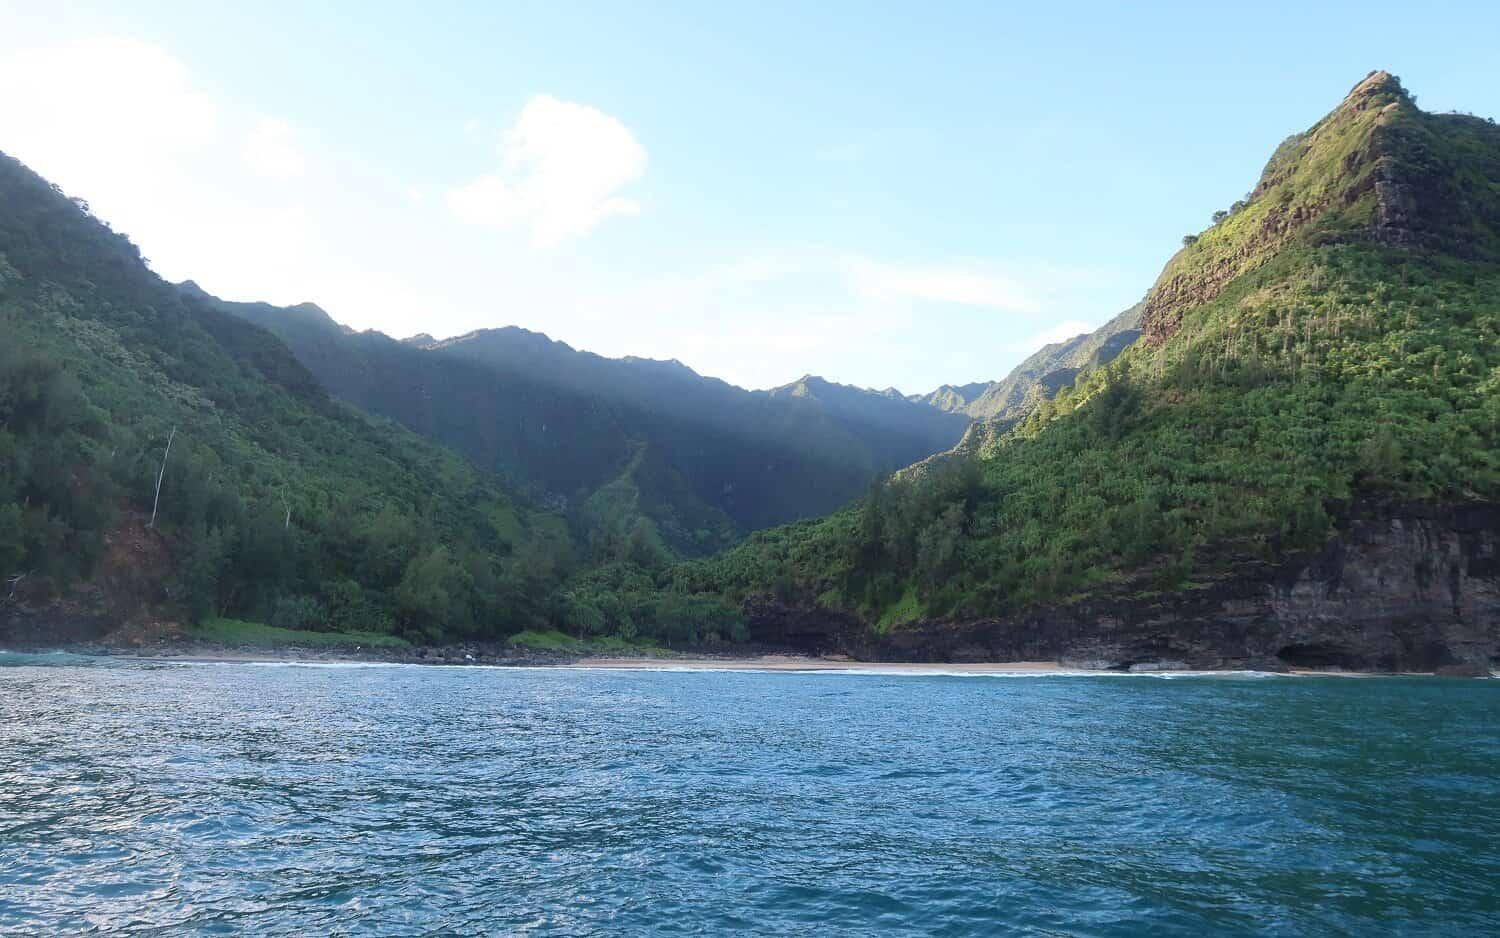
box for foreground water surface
[0,654,1496,935]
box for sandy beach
[570,656,1065,673]
[102,650,1067,673]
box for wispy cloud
[0,37,218,196]
[629,250,1048,314]
[568,248,1100,388]
[843,257,1042,312]
[447,95,647,246]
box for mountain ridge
[677,70,1500,671]
[201,290,972,546]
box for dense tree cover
[0,152,725,645]
[0,149,756,647]
[202,287,969,548]
[6,72,1495,654]
[675,73,1500,632]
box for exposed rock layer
[745,501,1500,671]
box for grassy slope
[193,618,412,649]
[506,628,668,656]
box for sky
[2,2,1497,393]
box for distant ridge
[910,301,1144,426]
[198,292,972,547]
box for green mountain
[200,293,969,548]
[678,72,1500,670]
[913,301,1144,422]
[0,151,586,645]
[6,71,1496,669]
[425,326,971,499]
[762,373,969,465]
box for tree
[181,522,230,621]
[147,426,176,529]
[395,545,475,637]
[0,503,23,580]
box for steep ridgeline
[678,72,1500,671]
[178,286,738,560]
[207,298,969,551]
[922,302,1146,459]
[424,328,971,512]
[913,301,1144,422]
[762,374,970,469]
[0,151,581,646]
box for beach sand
[571,656,1064,673]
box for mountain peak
[1342,69,1407,108]
[1141,71,1500,345]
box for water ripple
[1,659,1497,935]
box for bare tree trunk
[148,426,176,529]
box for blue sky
[3,1,1497,392]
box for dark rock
[1434,663,1491,678]
[747,499,1500,673]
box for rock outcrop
[0,512,173,647]
[744,501,1500,672]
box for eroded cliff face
[0,512,174,647]
[1140,71,1426,348]
[745,501,1500,671]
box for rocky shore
[9,639,1490,677]
[746,500,1500,675]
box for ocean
[1,653,1496,935]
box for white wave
[556,664,1282,679]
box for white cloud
[0,37,217,201]
[1021,319,1095,352]
[447,94,647,246]
[628,250,1049,316]
[0,36,328,302]
[244,118,306,178]
[567,249,1082,389]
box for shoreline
[6,645,1490,677]
[571,656,1064,673]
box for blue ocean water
[1,654,1497,935]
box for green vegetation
[0,153,582,645]
[0,147,757,649]
[675,73,1500,631]
[192,618,411,649]
[913,301,1143,422]
[197,285,969,549]
[506,628,666,656]
[4,71,1495,657]
[558,561,748,645]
